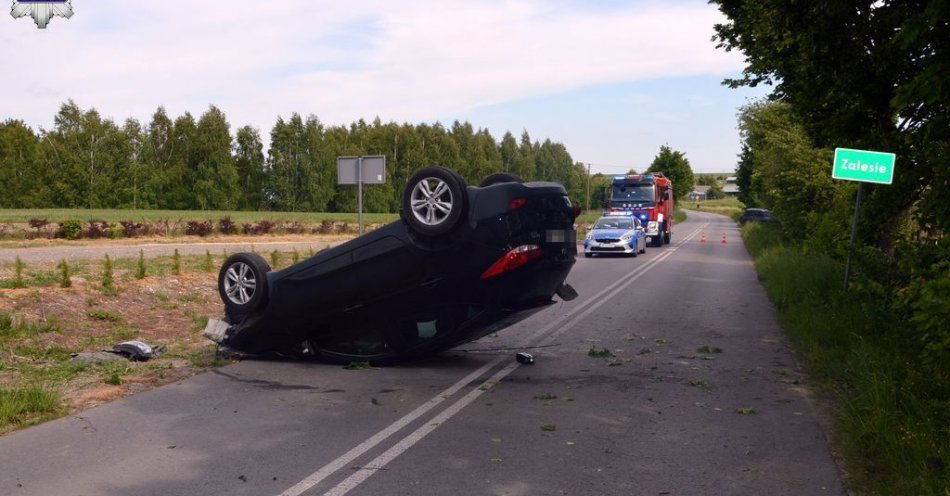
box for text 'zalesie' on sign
[832,148,896,185]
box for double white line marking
[281,223,708,496]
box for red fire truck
[609,173,673,247]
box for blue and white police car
[583,212,647,258]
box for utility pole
[585,162,591,212]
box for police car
[583,212,647,258]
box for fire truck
[609,173,673,247]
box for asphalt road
[0,211,847,496]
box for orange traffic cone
[700,232,707,243]
[721,233,727,244]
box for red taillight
[508,198,527,211]
[480,244,543,280]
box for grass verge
[0,386,64,431]
[742,222,949,495]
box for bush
[135,250,146,280]
[316,220,334,234]
[86,221,111,239]
[120,221,144,238]
[284,221,305,234]
[185,221,213,237]
[172,249,181,275]
[28,219,50,238]
[58,220,82,240]
[255,220,275,235]
[218,217,237,235]
[11,257,25,289]
[58,259,71,288]
[203,250,214,272]
[101,255,115,295]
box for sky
[1,0,770,174]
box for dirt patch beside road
[0,272,228,433]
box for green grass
[0,311,61,342]
[741,222,950,495]
[0,208,400,224]
[0,386,64,432]
[87,309,122,322]
[687,197,745,220]
[674,208,687,224]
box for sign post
[337,155,386,235]
[832,148,896,290]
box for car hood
[590,229,632,238]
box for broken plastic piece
[112,341,154,361]
[203,318,230,343]
[555,283,578,301]
[516,352,535,365]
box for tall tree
[712,0,948,242]
[647,145,694,202]
[234,125,265,210]
[192,106,238,210]
[0,120,45,207]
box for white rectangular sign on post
[336,156,387,235]
[337,156,386,185]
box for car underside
[208,167,579,363]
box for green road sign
[833,148,896,184]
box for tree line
[0,101,589,213]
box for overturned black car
[208,166,579,363]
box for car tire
[584,253,591,258]
[479,173,523,187]
[402,166,468,236]
[664,232,672,244]
[218,253,271,314]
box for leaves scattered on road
[696,345,723,354]
[540,424,557,432]
[688,380,712,390]
[736,407,757,415]
[587,347,614,358]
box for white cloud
[0,0,743,132]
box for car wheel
[664,232,672,244]
[218,253,271,314]
[479,173,523,187]
[584,253,591,258]
[402,166,468,236]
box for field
[0,209,400,224]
